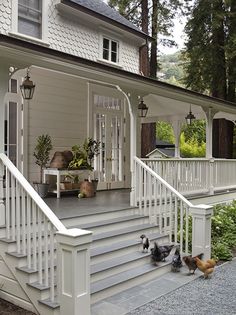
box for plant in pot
[69,138,100,197]
[33,134,53,198]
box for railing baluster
[180,200,183,254]
[32,202,37,271]
[185,205,189,255]
[174,197,178,244]
[27,196,32,269]
[49,223,55,302]
[22,188,26,255]
[11,174,16,241]
[38,209,43,285]
[44,218,49,287]
[5,169,10,239]
[169,192,172,243]
[16,181,21,253]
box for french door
[93,95,125,190]
[4,79,25,174]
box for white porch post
[190,204,213,260]
[56,228,93,315]
[204,107,217,159]
[172,120,181,158]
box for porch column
[56,228,92,315]
[0,63,10,153]
[190,204,213,260]
[0,162,5,226]
[172,120,181,158]
[204,107,217,158]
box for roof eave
[61,0,152,41]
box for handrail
[134,156,193,207]
[0,153,66,232]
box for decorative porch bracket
[190,204,213,260]
[57,228,93,315]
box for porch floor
[44,189,131,219]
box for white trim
[99,33,120,65]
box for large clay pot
[80,180,95,198]
[50,152,68,169]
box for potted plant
[33,134,53,197]
[69,138,100,197]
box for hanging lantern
[185,105,196,125]
[138,100,148,118]
[20,69,35,100]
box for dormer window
[103,37,119,63]
[18,0,42,39]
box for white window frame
[11,0,48,44]
[99,34,121,65]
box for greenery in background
[179,201,236,261]
[156,120,206,157]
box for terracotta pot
[60,182,73,190]
[50,152,68,169]
[80,180,95,198]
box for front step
[91,260,172,304]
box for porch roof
[1,34,236,121]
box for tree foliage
[183,0,236,102]
[156,121,175,143]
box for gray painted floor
[91,265,202,315]
[44,189,131,219]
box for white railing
[142,158,236,196]
[133,157,193,255]
[0,153,67,304]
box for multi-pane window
[102,37,119,63]
[18,0,42,39]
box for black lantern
[20,69,35,100]
[185,105,196,125]
[138,100,148,118]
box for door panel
[93,95,125,190]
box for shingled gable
[61,0,150,39]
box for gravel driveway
[127,259,236,315]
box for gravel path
[127,259,236,315]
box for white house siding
[0,0,140,74]
[28,67,88,183]
[0,0,11,35]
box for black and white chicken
[140,234,150,252]
[171,247,182,272]
[150,242,174,265]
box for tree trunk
[141,123,156,158]
[139,0,149,76]
[150,0,158,78]
[213,119,234,158]
[227,2,236,103]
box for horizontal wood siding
[28,67,88,183]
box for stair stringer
[0,240,59,315]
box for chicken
[194,257,216,278]
[150,242,174,265]
[140,234,150,252]
[182,253,203,274]
[171,247,182,272]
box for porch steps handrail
[133,157,193,255]
[134,157,193,207]
[0,153,66,232]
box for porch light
[20,68,35,100]
[185,105,196,125]
[138,100,148,118]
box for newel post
[190,204,213,260]
[0,162,5,226]
[56,228,93,315]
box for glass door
[93,95,125,190]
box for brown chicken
[194,257,216,278]
[182,253,203,274]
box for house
[0,1,236,314]
[146,140,175,158]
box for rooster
[194,257,216,278]
[171,247,182,272]
[140,234,150,252]
[182,253,203,274]
[151,242,174,265]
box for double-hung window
[102,37,119,63]
[18,0,42,39]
